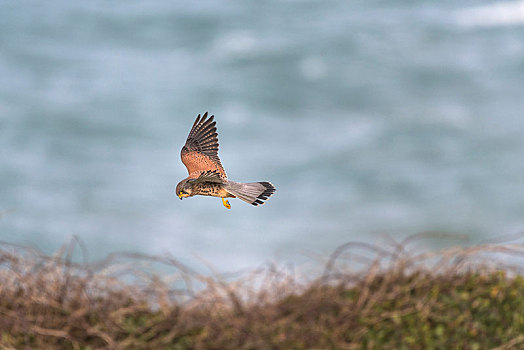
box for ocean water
[2,0,524,272]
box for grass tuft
[0,234,523,349]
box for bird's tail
[225,181,276,206]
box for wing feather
[188,170,225,184]
[181,112,227,179]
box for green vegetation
[0,237,523,349]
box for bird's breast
[191,182,232,198]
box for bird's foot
[222,198,231,209]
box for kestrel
[176,112,276,209]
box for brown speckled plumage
[191,181,233,198]
[176,112,276,208]
[181,113,227,180]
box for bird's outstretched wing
[181,112,227,179]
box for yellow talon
[222,198,231,209]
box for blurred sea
[2,1,524,272]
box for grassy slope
[0,240,523,349]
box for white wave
[299,56,327,81]
[456,1,524,27]
[213,31,258,58]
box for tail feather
[226,181,276,206]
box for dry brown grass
[0,233,523,349]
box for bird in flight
[176,112,276,209]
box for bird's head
[175,179,193,200]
